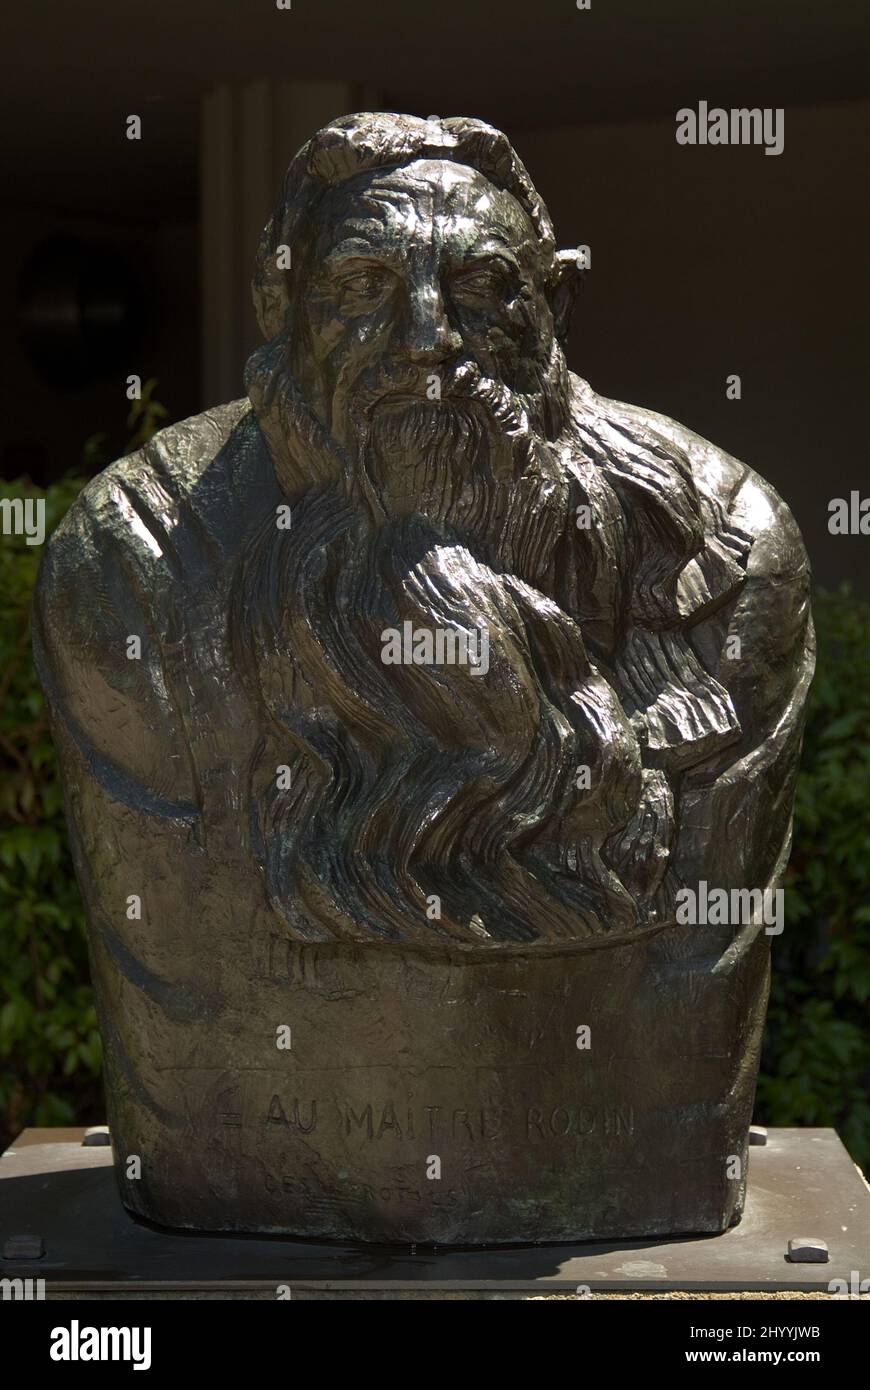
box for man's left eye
[339,269,391,297]
[452,268,505,297]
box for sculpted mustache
[353,359,487,412]
[354,364,544,449]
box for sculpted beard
[239,337,673,946]
[248,331,575,579]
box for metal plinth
[1,1127,867,1295]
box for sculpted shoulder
[576,377,810,587]
[32,399,274,793]
[574,378,814,761]
[46,399,255,582]
[36,398,282,619]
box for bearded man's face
[239,145,686,947]
[286,158,563,461]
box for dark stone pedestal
[1,1127,867,1297]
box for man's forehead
[312,158,538,255]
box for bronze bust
[34,114,814,1243]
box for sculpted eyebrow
[323,242,400,269]
[462,223,538,258]
[454,248,521,273]
[332,215,387,238]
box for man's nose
[401,280,463,365]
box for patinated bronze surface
[34,114,814,1243]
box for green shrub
[757,586,870,1167]
[1,432,869,1169]
[0,384,167,1151]
[0,473,100,1148]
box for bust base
[1,1127,867,1297]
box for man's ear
[549,248,587,347]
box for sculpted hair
[237,115,754,947]
[251,112,558,341]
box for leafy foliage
[1,425,868,1168]
[756,586,870,1167]
[0,474,100,1147]
[0,382,166,1151]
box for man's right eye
[337,268,392,299]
